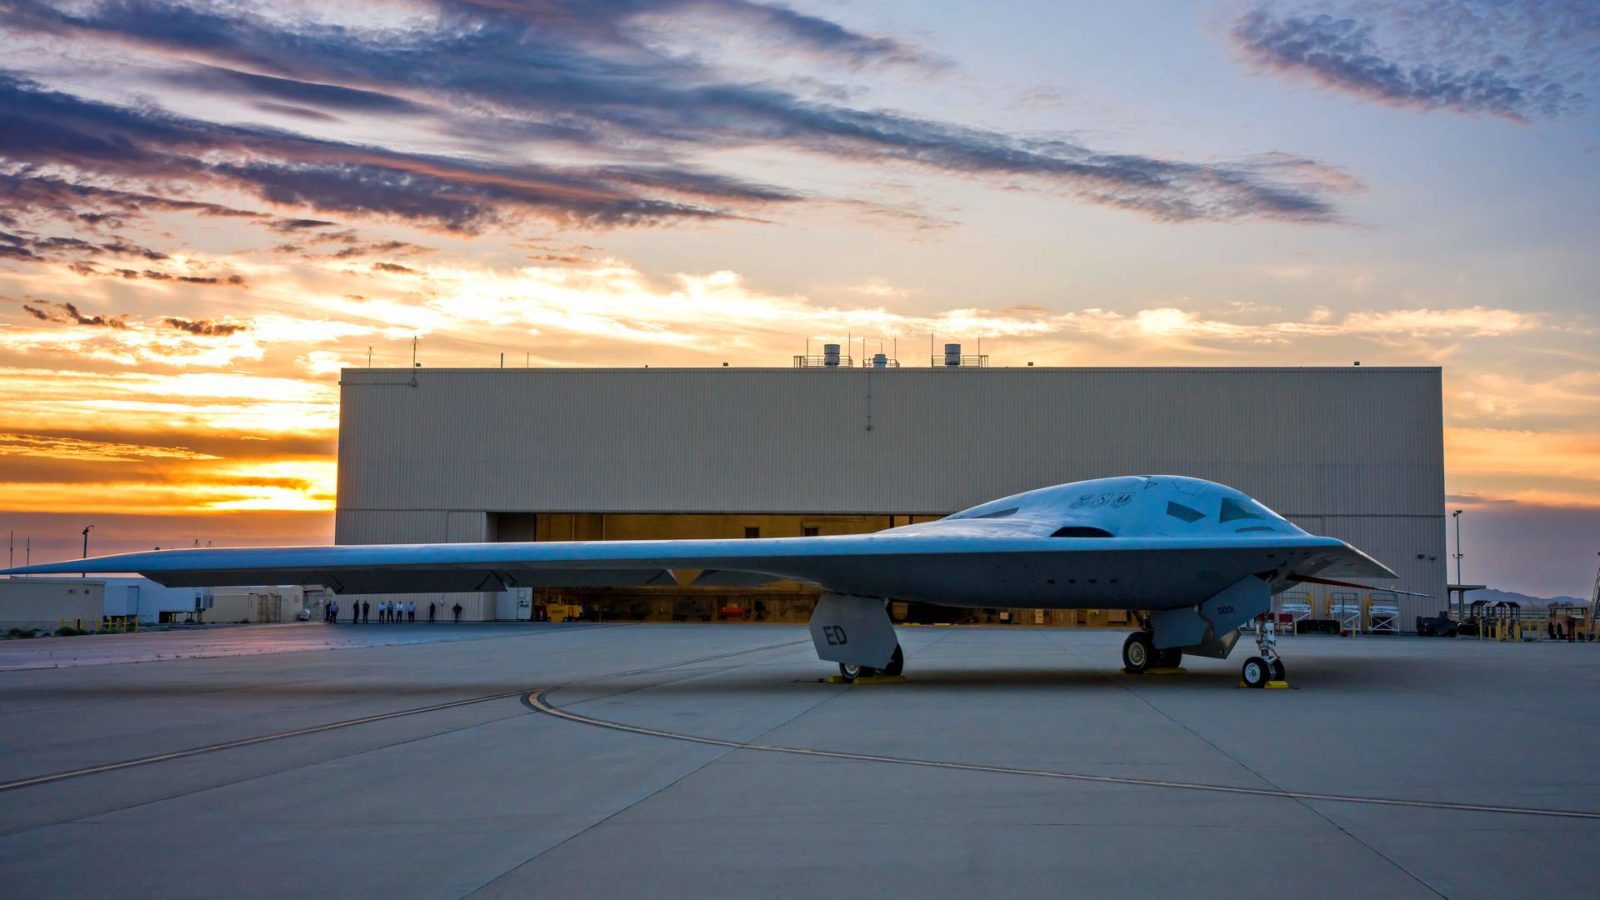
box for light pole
[1451,511,1463,584]
[81,525,93,578]
[1451,510,1463,621]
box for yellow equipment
[546,603,583,623]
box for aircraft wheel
[839,662,882,680]
[1122,632,1155,673]
[1241,656,1270,688]
[1270,658,1286,682]
[883,645,905,677]
[1156,648,1183,668]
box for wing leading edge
[0,530,1394,610]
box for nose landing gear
[1241,617,1286,688]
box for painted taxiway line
[0,690,530,794]
[525,688,1600,822]
[0,637,811,794]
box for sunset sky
[1,1,1596,597]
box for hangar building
[336,365,1447,630]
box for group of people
[323,600,466,624]
[373,601,416,623]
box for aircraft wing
[0,531,1395,609]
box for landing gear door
[1202,577,1270,634]
[809,593,898,669]
[1149,576,1269,658]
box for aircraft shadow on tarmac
[549,656,1417,695]
[3,653,1422,699]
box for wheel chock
[1265,680,1291,689]
[827,674,908,685]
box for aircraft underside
[811,573,1287,688]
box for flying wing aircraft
[1,475,1398,687]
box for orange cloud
[0,432,220,463]
[1446,427,1600,508]
[0,458,336,515]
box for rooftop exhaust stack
[872,353,888,368]
[944,343,962,367]
[823,343,841,367]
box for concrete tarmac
[1,623,1597,899]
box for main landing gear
[838,644,904,681]
[1121,631,1181,673]
[1240,617,1286,688]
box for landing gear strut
[1241,616,1285,688]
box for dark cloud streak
[0,1,1352,229]
[164,316,249,335]
[0,224,169,263]
[20,299,129,328]
[1232,6,1590,121]
[0,73,787,230]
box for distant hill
[1469,587,1587,608]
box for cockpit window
[1052,526,1113,537]
[952,506,1018,520]
[1166,501,1205,523]
[1219,498,1261,523]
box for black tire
[883,645,905,677]
[1122,632,1154,673]
[1156,648,1183,669]
[838,661,861,680]
[1241,656,1269,688]
[1270,658,1286,682]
